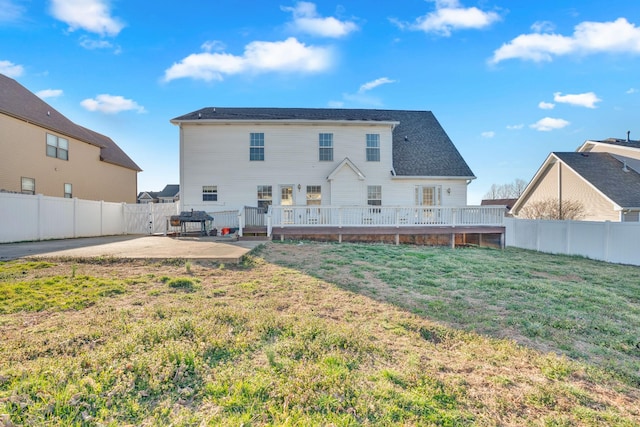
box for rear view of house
[171,107,475,213]
[0,74,141,203]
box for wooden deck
[269,225,505,248]
[237,205,507,248]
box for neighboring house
[170,107,476,213]
[0,74,141,203]
[511,136,640,222]
[137,184,180,203]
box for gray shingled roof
[554,152,640,208]
[594,138,640,150]
[0,74,141,172]
[171,107,475,178]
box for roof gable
[171,107,475,179]
[0,74,141,172]
[554,152,640,208]
[327,158,366,181]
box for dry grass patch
[0,248,639,426]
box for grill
[170,210,214,236]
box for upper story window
[21,177,35,195]
[46,133,68,160]
[202,185,218,201]
[319,133,333,161]
[64,183,72,198]
[250,133,264,161]
[366,134,380,162]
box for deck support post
[450,233,455,249]
[339,234,342,243]
[395,234,399,245]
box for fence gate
[124,203,179,234]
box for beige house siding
[584,144,640,160]
[516,160,619,221]
[0,114,138,203]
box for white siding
[180,122,469,212]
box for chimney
[627,130,630,142]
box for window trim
[415,185,442,206]
[367,185,382,206]
[250,132,265,161]
[257,185,273,213]
[366,134,380,162]
[306,185,322,205]
[21,177,35,195]
[202,185,218,201]
[318,133,333,162]
[64,183,72,198]
[46,133,69,160]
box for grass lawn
[0,242,639,426]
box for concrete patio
[0,235,264,263]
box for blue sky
[2,0,640,204]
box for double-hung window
[257,185,272,213]
[367,185,382,206]
[306,185,322,205]
[250,133,264,161]
[64,183,72,198]
[21,177,35,195]
[366,134,380,162]
[46,133,68,160]
[202,185,218,201]
[319,133,333,161]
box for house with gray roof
[170,107,476,214]
[0,73,141,203]
[137,184,180,204]
[511,136,640,222]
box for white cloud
[481,131,495,138]
[538,101,555,110]
[553,91,601,108]
[530,117,570,131]
[36,89,63,99]
[80,94,145,114]
[491,18,640,64]
[531,20,555,33]
[0,0,24,23]
[327,100,345,108]
[50,0,124,36]
[163,37,333,82]
[201,40,226,52]
[282,2,358,38]
[358,77,396,93]
[403,0,500,36]
[0,60,23,77]
[627,88,638,94]
[79,36,117,51]
[506,124,524,130]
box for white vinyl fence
[0,192,179,243]
[505,217,640,266]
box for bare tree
[483,178,528,200]
[518,198,585,220]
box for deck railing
[266,205,505,236]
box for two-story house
[137,184,180,204]
[170,108,475,214]
[0,74,141,203]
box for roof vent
[47,111,50,116]
[404,136,408,141]
[198,113,201,119]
